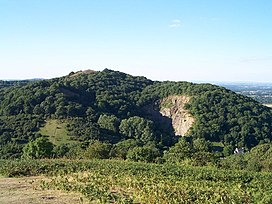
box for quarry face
[159,95,195,136]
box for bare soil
[0,176,86,204]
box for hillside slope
[0,69,271,158]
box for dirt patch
[69,69,96,77]
[160,95,194,136]
[0,176,86,204]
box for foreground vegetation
[0,159,272,203]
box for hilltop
[0,69,271,161]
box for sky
[0,0,272,82]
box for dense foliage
[139,82,272,149]
[0,69,271,159]
[220,143,272,172]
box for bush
[220,154,247,170]
[247,159,262,172]
[0,142,23,159]
[84,140,112,159]
[127,146,160,163]
[109,139,140,159]
[190,152,216,166]
[22,137,54,159]
[163,137,193,163]
[53,143,72,158]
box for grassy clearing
[39,119,76,145]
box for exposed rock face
[69,69,96,77]
[159,95,194,136]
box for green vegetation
[221,143,272,172]
[1,69,272,202]
[0,69,271,161]
[39,119,75,145]
[139,82,272,149]
[0,159,272,203]
[22,137,54,159]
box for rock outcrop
[160,95,194,136]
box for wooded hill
[0,69,271,160]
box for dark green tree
[127,145,160,163]
[22,137,54,159]
[84,140,112,159]
[119,116,155,142]
[163,137,194,163]
[110,139,140,159]
[98,114,120,133]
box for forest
[0,69,272,167]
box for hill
[0,69,271,159]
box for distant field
[39,119,76,145]
[263,104,272,108]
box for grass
[0,176,86,204]
[1,159,272,203]
[39,119,76,145]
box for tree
[127,145,160,163]
[98,114,120,133]
[0,132,11,145]
[22,137,54,159]
[53,143,71,158]
[119,116,155,142]
[191,152,216,166]
[84,140,112,159]
[110,139,139,159]
[193,138,211,152]
[0,142,22,159]
[163,137,193,163]
[223,145,234,157]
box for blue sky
[0,0,272,82]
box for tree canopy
[0,69,271,159]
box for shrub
[127,146,160,163]
[22,137,54,159]
[84,140,111,159]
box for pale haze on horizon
[0,0,272,83]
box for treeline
[15,135,272,172]
[20,136,215,166]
